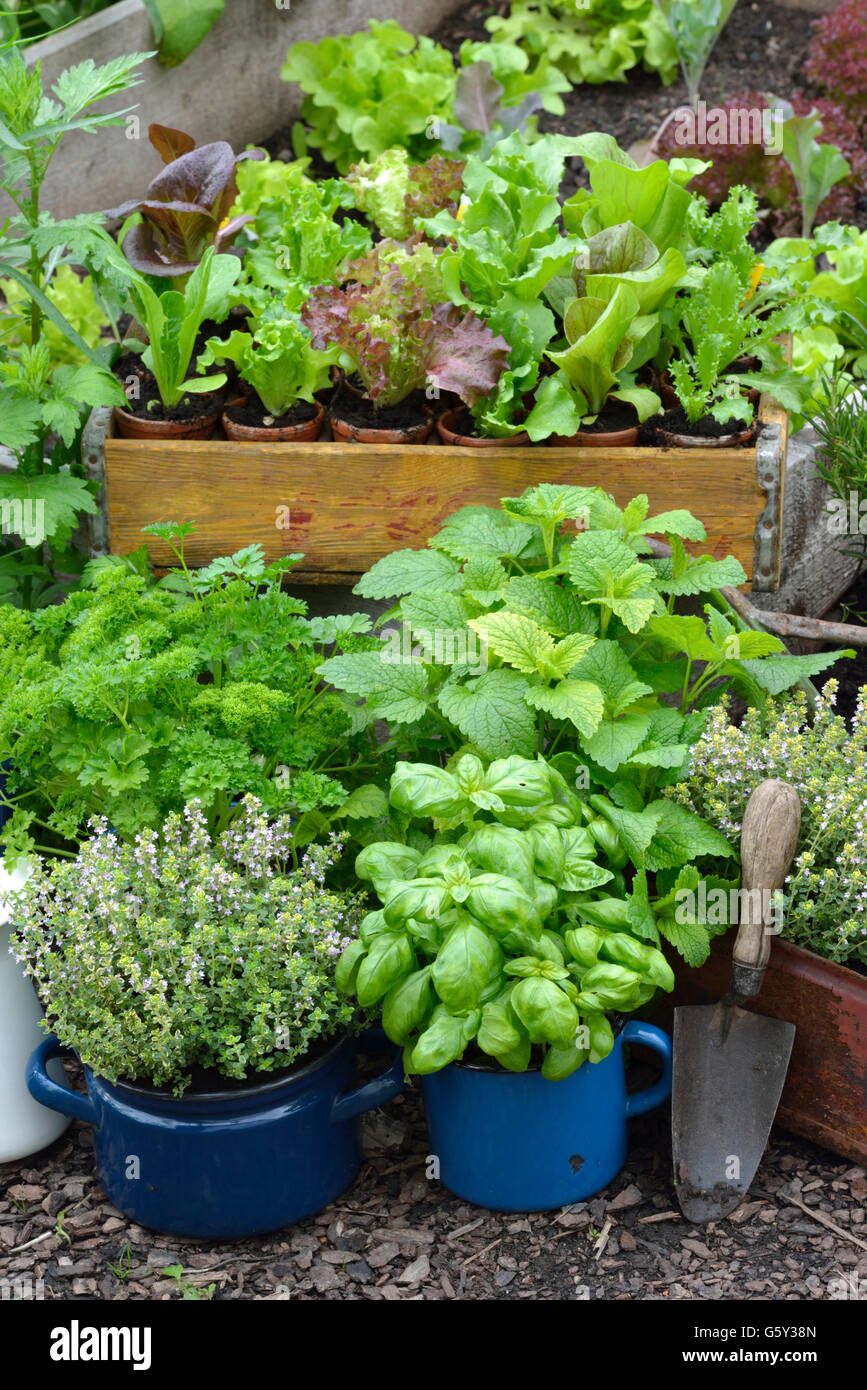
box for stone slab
[23,0,461,218]
[750,424,864,621]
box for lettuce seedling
[302,239,509,409]
[198,316,337,420]
[230,151,313,219]
[423,131,587,436]
[484,0,678,88]
[563,132,707,255]
[124,246,241,409]
[282,19,457,173]
[777,103,851,239]
[654,0,739,109]
[345,148,464,241]
[242,180,372,312]
[571,220,687,370]
[105,123,264,281]
[438,48,568,158]
[543,283,662,429]
[282,20,569,174]
[667,260,801,424]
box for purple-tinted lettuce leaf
[453,61,504,137]
[302,267,432,406]
[214,214,254,253]
[105,139,264,276]
[303,260,509,409]
[148,143,238,214]
[426,303,511,406]
[148,123,196,165]
[120,206,215,276]
[405,155,464,225]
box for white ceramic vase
[0,861,70,1162]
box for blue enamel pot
[27,1030,405,1239]
[421,1020,672,1212]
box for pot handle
[622,1020,672,1118]
[26,1037,98,1127]
[331,1031,406,1126]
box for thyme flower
[10,796,364,1094]
[669,683,867,967]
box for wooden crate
[86,393,788,590]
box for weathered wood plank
[105,436,768,583]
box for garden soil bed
[651,405,756,440]
[224,397,319,431]
[112,353,223,424]
[429,1,867,228]
[261,1,867,235]
[332,385,432,433]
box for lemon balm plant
[323,483,849,778]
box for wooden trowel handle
[731,779,801,999]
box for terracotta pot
[113,403,220,441]
[331,406,434,445]
[437,410,530,447]
[656,418,757,449]
[658,371,678,411]
[222,399,326,443]
[659,372,760,417]
[550,425,639,447]
[655,933,867,1164]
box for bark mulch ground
[2,1064,865,1302]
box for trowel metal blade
[672,1002,795,1223]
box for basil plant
[337,752,679,1081]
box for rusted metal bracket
[82,405,112,557]
[752,421,783,593]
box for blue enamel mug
[421,1020,672,1211]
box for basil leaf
[511,977,579,1045]
[335,938,366,996]
[355,932,414,1008]
[431,919,503,1013]
[382,966,435,1045]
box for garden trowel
[672,779,801,1223]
